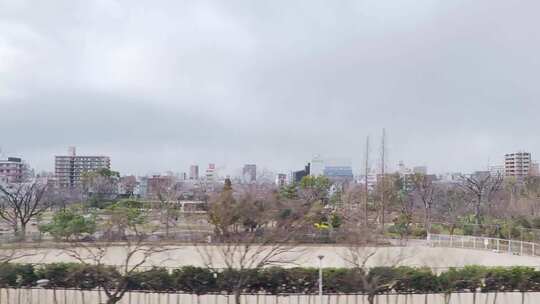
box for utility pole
[318,255,324,304]
[364,136,370,227]
[380,128,386,233]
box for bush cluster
[1,263,540,294]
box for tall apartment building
[0,157,25,184]
[205,163,216,182]
[55,147,111,187]
[504,152,531,179]
[189,165,199,180]
[242,164,257,183]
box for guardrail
[427,233,540,257]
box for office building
[55,147,111,188]
[323,158,354,183]
[310,155,325,176]
[275,173,287,186]
[242,164,257,183]
[189,165,199,180]
[504,152,531,179]
[0,157,26,184]
[292,163,310,183]
[205,163,216,182]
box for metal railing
[427,233,540,257]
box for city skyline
[3,145,537,179]
[2,1,540,175]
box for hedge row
[1,264,540,294]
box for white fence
[2,288,540,304]
[427,233,540,257]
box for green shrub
[128,267,172,291]
[3,263,540,295]
[284,267,318,294]
[323,268,365,293]
[257,267,289,294]
[67,264,100,289]
[394,267,439,293]
[367,267,400,293]
[216,268,259,293]
[411,227,427,238]
[439,266,486,292]
[36,263,74,288]
[0,263,36,287]
[483,267,536,292]
[172,266,217,294]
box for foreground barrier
[1,288,539,304]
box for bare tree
[523,176,540,216]
[433,183,468,235]
[198,181,304,304]
[457,172,503,225]
[0,244,39,265]
[410,173,436,232]
[155,181,182,239]
[0,181,51,239]
[379,128,387,232]
[395,187,415,242]
[341,217,410,304]
[364,135,371,226]
[62,201,171,304]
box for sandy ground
[5,244,540,269]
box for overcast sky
[1,0,540,176]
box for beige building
[504,152,531,179]
[0,157,25,184]
[55,147,110,187]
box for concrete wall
[1,289,539,304]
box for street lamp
[318,255,324,304]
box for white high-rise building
[310,154,324,176]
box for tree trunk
[367,293,375,304]
[106,298,121,304]
[165,209,170,239]
[234,289,242,304]
[424,207,431,234]
[12,223,18,237]
[19,223,27,241]
[475,200,482,225]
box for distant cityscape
[1,146,538,199]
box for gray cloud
[1,0,540,175]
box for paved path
[6,244,540,269]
